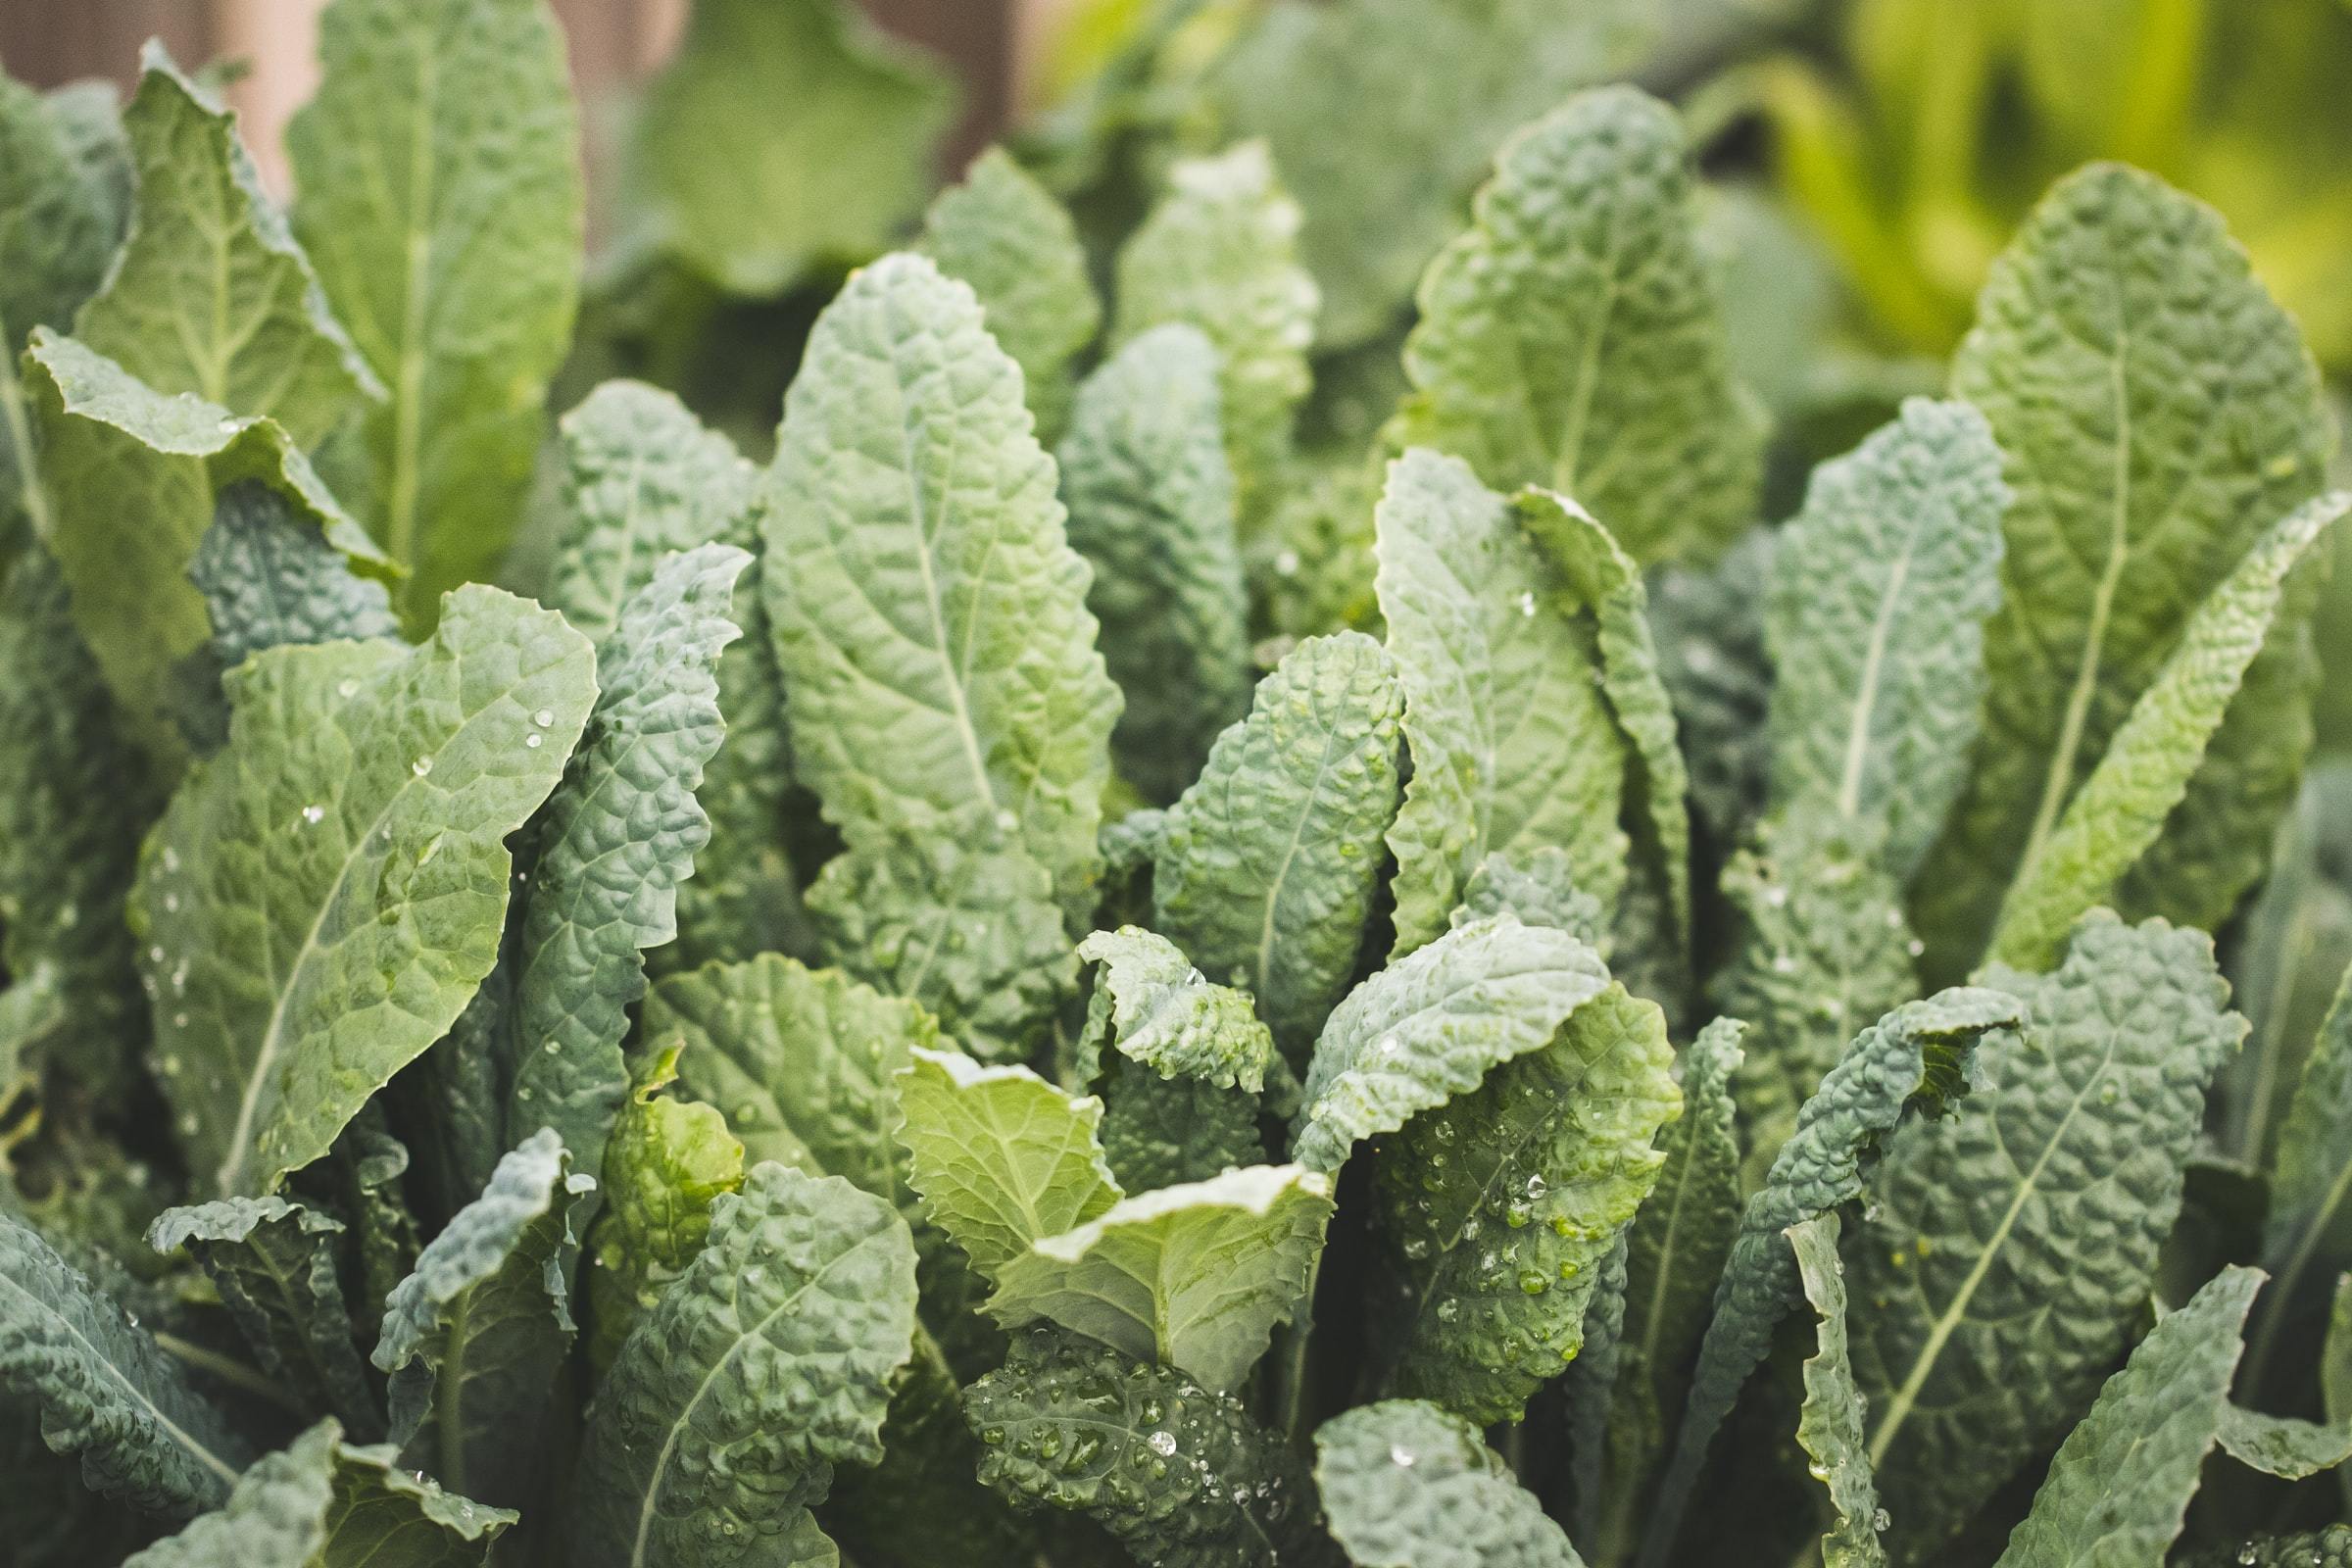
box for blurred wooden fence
[0,0,1055,191]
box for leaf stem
[153,1330,309,1416]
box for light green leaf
[896,1048,1121,1284]
[506,543,750,1185]
[567,1164,918,1568]
[77,45,375,446]
[1990,493,2352,969]
[1644,986,2022,1560]
[1112,142,1319,514]
[919,147,1099,444]
[986,1163,1332,1391]
[288,0,584,620]
[1992,1268,2261,1568]
[1764,399,2009,882]
[374,1129,589,1508]
[1059,323,1250,803]
[1294,914,1614,1176]
[965,1326,1331,1568]
[1393,85,1763,565]
[189,481,402,669]
[1378,982,1679,1424]
[763,250,1120,932]
[2217,1402,2352,1481]
[1153,628,1404,1062]
[585,1043,745,1376]
[1851,915,2245,1560]
[1789,1213,1886,1568]
[1917,164,2331,977]
[129,584,595,1197]
[1316,1398,1580,1568]
[147,1198,376,1437]
[1374,450,1626,956]
[1452,848,1608,946]
[0,1209,250,1516]
[630,0,955,297]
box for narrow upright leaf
[1316,1398,1579,1568]
[2259,965,2352,1355]
[1394,85,1762,564]
[1789,1213,1886,1568]
[288,0,585,619]
[130,585,595,1196]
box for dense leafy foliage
[4,2,2351,1564]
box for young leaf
[1789,1213,1886,1568]
[920,147,1100,444]
[1294,914,1616,1175]
[506,543,751,1186]
[567,1164,919,1568]
[1316,1398,1580,1568]
[129,584,595,1197]
[1917,164,2331,976]
[629,0,956,298]
[1374,450,1627,955]
[1763,399,2009,882]
[1990,1268,2261,1568]
[373,1129,590,1509]
[1152,629,1405,1063]
[986,1165,1333,1392]
[189,481,402,668]
[1378,982,1679,1425]
[0,1210,251,1517]
[288,0,585,620]
[965,1326,1332,1568]
[1058,323,1250,803]
[1394,85,1763,565]
[762,250,1119,933]
[1112,142,1318,513]
[147,1197,378,1437]
[1849,915,2245,1559]
[896,1048,1121,1283]
[1988,492,2352,969]
[1644,986,2022,1561]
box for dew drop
[533,708,555,727]
[301,804,325,825]
[1389,1444,1416,1468]
[412,757,433,777]
[525,733,544,749]
[1517,590,1537,617]
[337,678,360,699]
[1148,1430,1178,1457]
[1274,550,1301,576]
[1873,1508,1891,1532]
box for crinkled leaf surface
[1153,629,1404,1062]
[1789,1213,1886,1568]
[1393,85,1762,565]
[130,584,594,1197]
[1374,451,1626,955]
[190,481,402,669]
[1315,1398,1579,1568]
[1649,529,1774,846]
[1077,927,1275,1093]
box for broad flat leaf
[1374,450,1626,955]
[1989,492,2352,969]
[1293,914,1614,1176]
[24,331,392,766]
[1452,848,1608,945]
[288,0,584,621]
[0,1209,251,1516]
[2216,1403,2352,1480]
[762,250,1119,930]
[986,1163,1333,1391]
[919,147,1099,444]
[1201,0,1652,351]
[147,1198,377,1437]
[77,46,374,447]
[965,1326,1331,1568]
[506,544,750,1185]
[1649,529,1774,846]
[1393,85,1763,565]
[895,1048,1120,1283]
[373,1129,589,1508]
[1059,323,1250,803]
[129,584,594,1197]
[567,1164,918,1568]
[585,1044,745,1375]
[2259,965,2352,1354]
[1111,143,1318,513]
[1153,629,1404,1062]
[1991,1268,2260,1568]
[1764,399,2008,882]
[1588,1018,1744,1562]
[1378,982,1679,1425]
[1917,164,2331,977]
[1850,915,2244,1560]
[1644,987,2022,1560]
[630,0,955,297]
[1789,1213,1886,1568]
[1315,1398,1579,1568]
[190,481,402,668]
